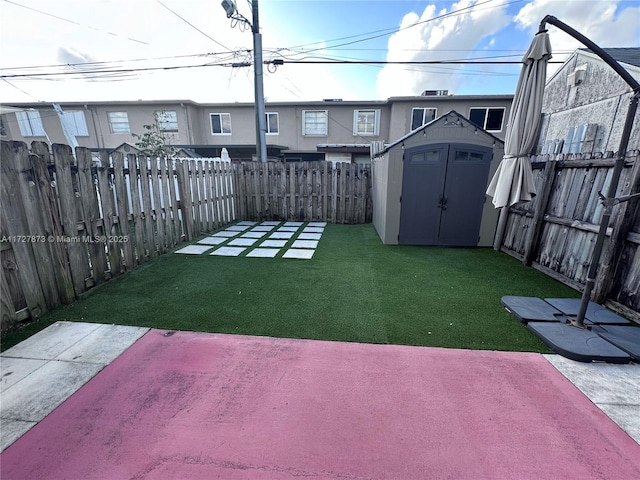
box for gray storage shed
[372,110,505,246]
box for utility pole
[251,0,267,163]
[222,0,267,163]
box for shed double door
[399,143,492,246]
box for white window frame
[108,112,130,134]
[353,109,380,136]
[16,110,46,137]
[210,113,232,135]
[302,110,328,136]
[469,107,505,132]
[410,107,437,130]
[266,112,279,135]
[61,110,89,136]
[155,110,178,132]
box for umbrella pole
[573,93,639,327]
[538,15,640,328]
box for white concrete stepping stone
[241,231,267,239]
[251,225,274,232]
[210,247,246,256]
[302,227,324,234]
[270,232,294,240]
[237,221,257,226]
[277,227,299,232]
[197,237,226,245]
[291,240,318,249]
[226,225,250,231]
[283,249,315,259]
[260,240,287,248]
[228,238,258,247]
[212,231,238,237]
[175,245,213,255]
[297,233,321,241]
[308,222,327,227]
[260,221,281,226]
[246,248,280,258]
[284,221,304,226]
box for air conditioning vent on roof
[421,90,448,96]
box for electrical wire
[1,0,150,45]
[278,0,522,55]
[156,0,233,52]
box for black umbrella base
[502,296,638,363]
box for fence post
[0,141,48,317]
[523,156,557,266]
[176,160,194,241]
[96,152,123,277]
[30,142,75,304]
[112,152,135,269]
[52,143,92,294]
[76,147,108,285]
[593,151,640,302]
[11,142,61,310]
[138,155,157,257]
[128,154,146,263]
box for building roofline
[386,94,513,102]
[2,94,516,110]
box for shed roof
[373,110,504,158]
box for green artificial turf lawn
[2,223,581,352]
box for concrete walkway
[1,322,639,479]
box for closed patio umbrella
[486,31,552,208]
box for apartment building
[0,94,513,162]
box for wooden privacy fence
[496,150,640,320]
[1,141,373,332]
[234,161,372,224]
[1,140,235,332]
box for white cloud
[514,0,640,76]
[376,0,511,97]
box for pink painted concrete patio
[2,329,639,479]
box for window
[411,108,437,130]
[266,112,279,134]
[469,107,505,132]
[454,150,484,162]
[354,109,380,136]
[303,110,328,136]
[210,113,232,135]
[155,110,178,131]
[108,112,130,133]
[61,111,89,136]
[16,110,46,137]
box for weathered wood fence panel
[497,151,640,319]
[0,141,236,333]
[1,141,372,333]
[233,161,372,223]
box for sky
[0,0,638,104]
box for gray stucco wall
[538,51,640,153]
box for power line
[0,61,246,80]
[1,77,41,101]
[268,59,563,65]
[279,0,522,55]
[1,0,150,45]
[156,0,233,52]
[0,52,237,72]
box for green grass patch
[2,223,579,352]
